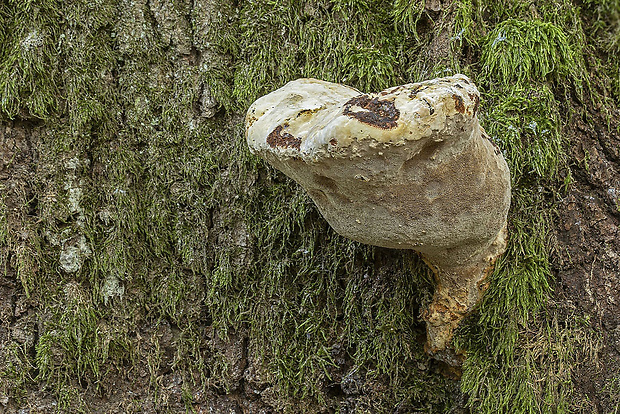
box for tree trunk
[1,0,619,412]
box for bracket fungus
[245,75,511,364]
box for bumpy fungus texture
[246,75,511,364]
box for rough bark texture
[0,0,619,413]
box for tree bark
[1,0,619,412]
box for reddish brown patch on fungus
[470,94,480,116]
[267,125,301,150]
[329,138,337,145]
[343,95,400,129]
[453,94,465,113]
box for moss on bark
[0,0,619,412]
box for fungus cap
[246,75,510,271]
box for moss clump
[587,0,620,51]
[481,19,581,89]
[484,85,567,184]
[0,1,65,120]
[390,0,424,36]
[584,0,620,105]
[0,188,8,269]
[35,282,129,385]
[460,312,601,413]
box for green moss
[0,0,616,411]
[484,85,567,184]
[587,0,620,51]
[459,312,601,413]
[35,282,131,386]
[454,1,588,97]
[343,47,397,91]
[12,234,40,299]
[391,0,424,36]
[0,187,7,261]
[0,342,34,403]
[602,375,620,411]
[208,0,419,111]
[584,0,620,103]
[0,0,63,120]
[481,19,581,89]
[453,0,481,48]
